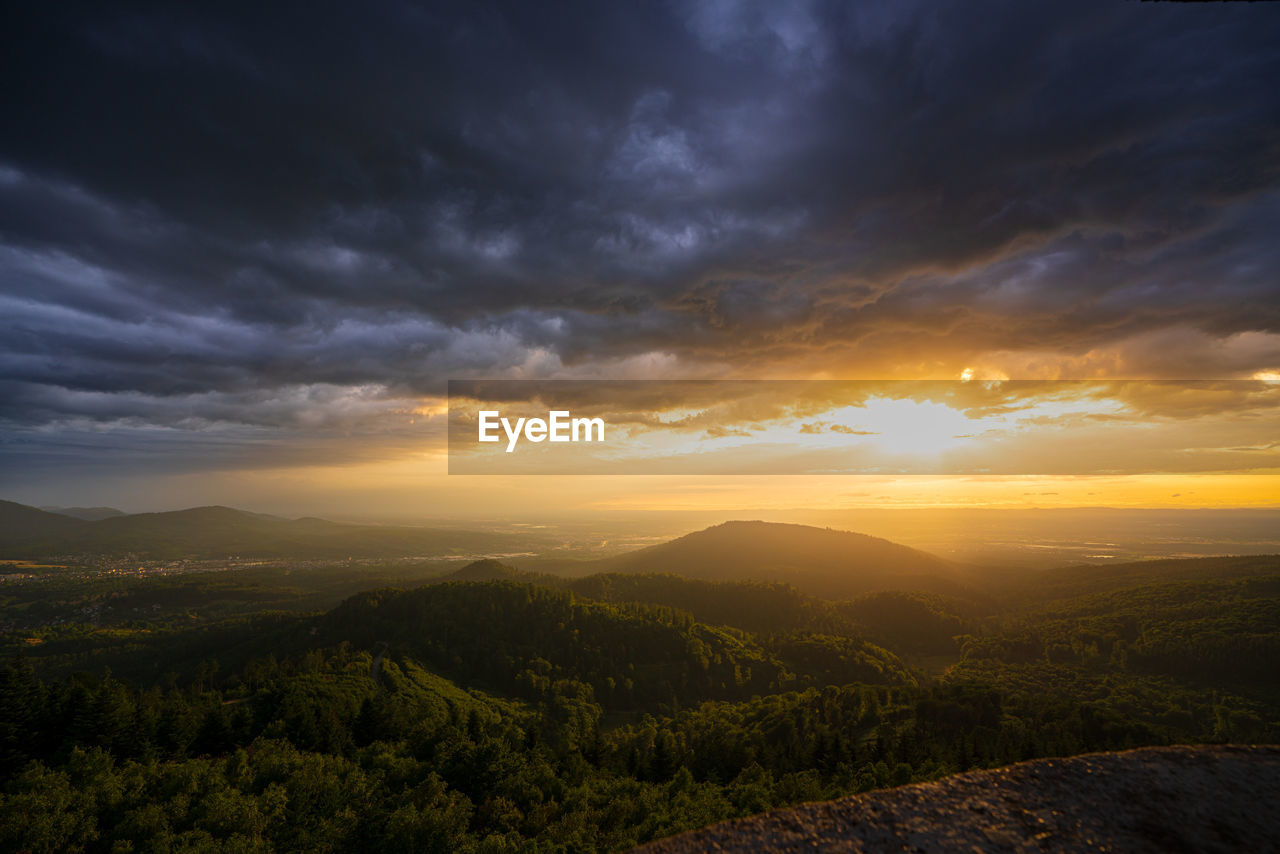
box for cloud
[831,424,876,435]
[702,425,753,440]
[1,0,1279,481]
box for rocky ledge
[632,744,1280,853]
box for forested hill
[0,500,84,542]
[319,580,915,710]
[561,521,966,599]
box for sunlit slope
[318,581,916,710]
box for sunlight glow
[837,398,980,456]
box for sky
[2,1,1279,519]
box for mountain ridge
[39,505,127,521]
[0,500,548,560]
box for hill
[318,580,915,710]
[634,744,1280,853]
[0,500,549,559]
[572,521,966,599]
[439,557,535,582]
[0,500,87,543]
[39,505,127,521]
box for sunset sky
[2,1,1279,519]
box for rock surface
[632,745,1280,853]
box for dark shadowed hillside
[836,591,976,656]
[0,500,86,543]
[576,521,967,599]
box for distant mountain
[571,520,967,599]
[40,506,128,521]
[0,500,549,560]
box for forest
[0,537,1276,852]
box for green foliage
[962,574,1280,694]
[836,591,974,655]
[0,552,1276,850]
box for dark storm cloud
[2,0,1279,475]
